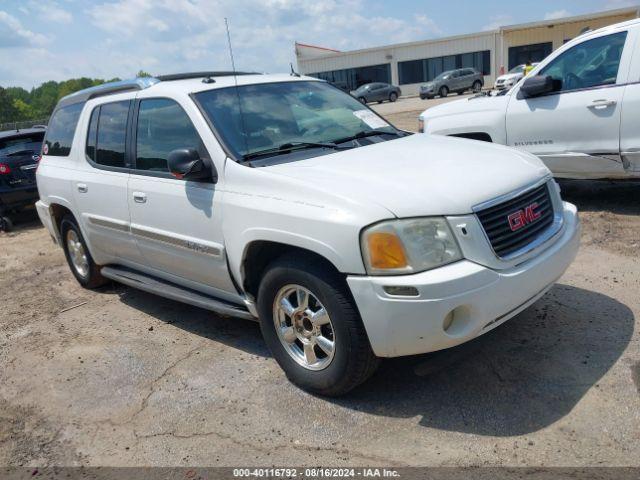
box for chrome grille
[476,183,554,258]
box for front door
[506,30,632,178]
[127,97,237,299]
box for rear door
[506,28,634,178]
[127,96,237,299]
[72,99,140,262]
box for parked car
[494,63,540,91]
[420,68,484,99]
[36,72,580,396]
[350,82,401,103]
[331,81,350,92]
[419,19,639,180]
[0,127,45,231]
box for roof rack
[156,71,258,81]
[56,77,160,109]
[55,71,262,110]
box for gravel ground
[0,104,638,467]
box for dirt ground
[0,103,639,467]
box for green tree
[136,70,152,78]
[12,99,35,121]
[0,87,19,124]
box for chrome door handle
[133,192,147,203]
[589,99,616,109]
[77,183,88,193]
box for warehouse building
[295,7,639,96]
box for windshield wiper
[332,129,402,144]
[242,141,349,161]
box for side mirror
[519,75,556,98]
[167,148,217,183]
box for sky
[0,0,638,89]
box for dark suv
[0,127,45,230]
[419,68,484,99]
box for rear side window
[85,101,130,168]
[96,101,130,168]
[44,103,83,156]
[135,98,203,172]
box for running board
[101,266,255,321]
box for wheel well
[450,132,493,143]
[242,241,341,299]
[49,204,74,236]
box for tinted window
[44,103,83,156]
[96,101,130,168]
[135,98,203,172]
[541,32,627,93]
[85,107,98,162]
[0,134,44,156]
[397,50,490,85]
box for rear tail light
[0,163,11,175]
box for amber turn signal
[366,232,408,270]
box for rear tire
[0,216,13,232]
[439,86,448,98]
[472,81,482,93]
[389,92,398,102]
[60,215,108,289]
[257,254,379,396]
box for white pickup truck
[36,72,580,395]
[420,19,640,180]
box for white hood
[421,93,509,120]
[496,72,522,83]
[267,134,549,218]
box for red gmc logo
[508,202,542,232]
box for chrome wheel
[273,284,335,371]
[66,229,89,278]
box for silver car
[350,82,401,104]
[419,68,484,99]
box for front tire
[257,254,379,396]
[358,97,367,104]
[60,215,107,288]
[472,81,482,93]
[389,92,398,102]
[439,86,448,98]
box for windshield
[195,81,397,160]
[508,65,525,74]
[0,135,44,157]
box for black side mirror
[167,148,217,183]
[519,75,556,98]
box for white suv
[420,19,640,180]
[36,72,580,395]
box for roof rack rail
[55,77,160,110]
[156,71,259,81]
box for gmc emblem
[508,202,542,232]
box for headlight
[361,217,462,275]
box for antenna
[290,63,300,77]
[225,17,249,156]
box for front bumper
[347,202,580,358]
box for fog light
[383,285,419,297]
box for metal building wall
[297,9,639,97]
